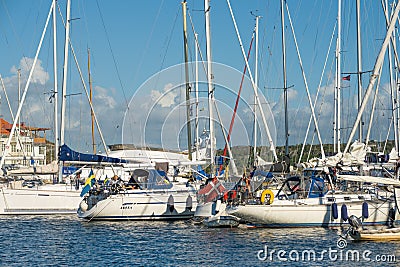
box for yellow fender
[261,189,274,205]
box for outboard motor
[348,215,362,230]
[338,215,363,243]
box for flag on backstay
[80,169,96,197]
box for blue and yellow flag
[104,176,110,187]
[80,169,96,197]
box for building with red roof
[0,118,50,168]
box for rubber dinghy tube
[341,204,348,221]
[168,195,175,213]
[331,203,338,219]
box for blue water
[0,215,398,266]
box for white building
[0,118,49,168]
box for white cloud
[25,102,42,114]
[287,88,298,101]
[150,83,177,108]
[94,85,117,109]
[11,57,49,85]
[0,57,129,151]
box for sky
[0,0,396,159]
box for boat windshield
[132,169,173,190]
[307,177,327,198]
[276,176,302,199]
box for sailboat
[0,0,83,215]
[77,1,200,221]
[226,0,400,227]
[77,167,196,220]
[227,166,399,227]
[191,0,249,228]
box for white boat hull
[0,185,82,215]
[228,197,397,227]
[77,189,197,220]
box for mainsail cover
[59,144,128,163]
[298,141,368,169]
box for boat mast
[182,1,192,161]
[0,2,53,172]
[253,15,260,167]
[195,32,200,161]
[394,6,400,157]
[335,0,342,153]
[66,32,112,159]
[0,75,14,121]
[395,12,400,158]
[52,0,59,162]
[382,0,400,156]
[385,0,399,153]
[59,0,71,182]
[356,0,363,142]
[298,22,337,164]
[205,0,215,175]
[16,68,29,163]
[344,0,400,154]
[87,48,96,155]
[281,0,289,158]
[365,66,383,146]
[60,0,70,150]
[17,69,21,141]
[226,0,278,162]
[285,1,326,159]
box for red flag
[342,75,350,81]
[197,177,226,203]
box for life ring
[261,189,274,205]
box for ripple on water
[0,216,398,266]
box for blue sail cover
[59,144,128,163]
